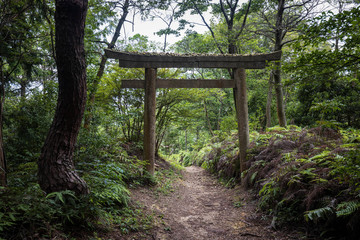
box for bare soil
[118,165,302,240]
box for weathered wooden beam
[120,79,235,88]
[105,49,281,69]
[117,60,266,69]
[143,68,156,175]
[121,80,145,88]
[158,79,234,88]
[234,68,249,176]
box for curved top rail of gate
[104,49,281,69]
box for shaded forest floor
[102,163,302,240]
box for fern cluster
[0,129,155,239]
[194,126,360,239]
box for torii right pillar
[234,68,249,176]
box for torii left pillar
[144,68,157,175]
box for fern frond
[304,206,334,222]
[250,171,258,184]
[336,201,360,217]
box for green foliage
[45,190,97,226]
[233,200,243,208]
[330,148,360,192]
[0,182,97,239]
[304,199,360,236]
[336,201,360,218]
[195,146,214,167]
[154,169,178,196]
[304,206,334,223]
[113,206,154,235]
[286,6,360,127]
[0,120,158,238]
[258,180,281,213]
[248,127,360,237]
[177,133,239,183]
[4,89,56,166]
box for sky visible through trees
[121,1,353,46]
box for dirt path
[128,166,299,240]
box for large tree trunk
[0,63,6,187]
[273,0,286,127]
[38,0,89,195]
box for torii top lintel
[105,49,281,69]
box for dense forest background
[0,0,359,239]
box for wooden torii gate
[105,49,281,175]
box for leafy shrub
[81,161,131,208]
[4,91,55,166]
[0,184,98,239]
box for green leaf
[9,213,16,222]
[304,206,333,222]
[336,201,360,217]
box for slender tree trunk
[0,63,6,187]
[273,0,286,127]
[20,64,31,101]
[38,0,89,195]
[266,71,274,128]
[203,99,214,137]
[20,80,26,99]
[156,128,166,155]
[84,0,129,129]
[273,61,286,127]
[217,96,223,130]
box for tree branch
[283,0,312,10]
[220,0,230,24]
[235,0,252,39]
[191,0,224,54]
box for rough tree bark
[38,0,89,195]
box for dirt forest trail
[127,166,299,240]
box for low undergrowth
[0,130,156,239]
[177,125,360,239]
